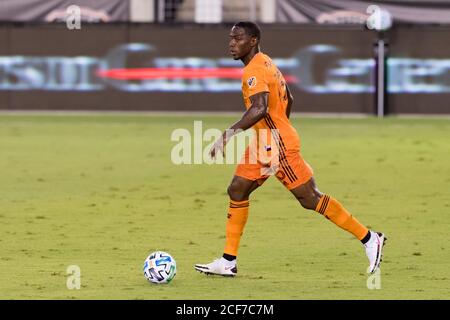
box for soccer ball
[143,251,177,284]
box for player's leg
[289,178,386,273]
[276,150,386,273]
[194,176,262,276]
[195,145,267,276]
[288,175,322,210]
[227,174,261,201]
[290,177,370,241]
[224,175,260,256]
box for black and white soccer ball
[143,251,177,284]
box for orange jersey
[241,52,300,152]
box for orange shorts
[235,147,314,190]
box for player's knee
[296,191,321,210]
[297,197,316,210]
[227,183,248,201]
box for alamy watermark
[66,265,81,290]
[366,267,381,290]
[366,5,393,31]
[171,121,281,175]
[66,5,81,30]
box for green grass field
[0,114,449,300]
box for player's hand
[210,137,226,159]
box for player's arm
[229,92,268,132]
[285,83,294,119]
[210,92,268,159]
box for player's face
[229,27,254,60]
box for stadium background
[0,0,449,115]
[1,0,449,301]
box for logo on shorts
[247,76,257,88]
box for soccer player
[194,22,386,277]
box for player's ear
[250,36,258,47]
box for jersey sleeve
[243,65,269,97]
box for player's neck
[241,48,260,66]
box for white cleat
[194,257,237,277]
[364,231,387,274]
